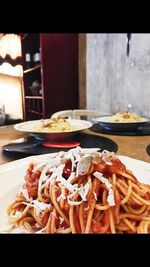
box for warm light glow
[0,34,23,77]
[0,34,23,119]
[0,34,21,59]
[0,62,23,77]
[0,73,23,119]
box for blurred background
[0,33,150,125]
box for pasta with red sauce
[4,147,150,233]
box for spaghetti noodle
[5,147,150,233]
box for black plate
[2,133,118,156]
[91,123,150,136]
[91,115,150,132]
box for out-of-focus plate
[91,115,150,131]
[14,119,93,141]
[0,154,150,232]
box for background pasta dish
[36,118,79,132]
[3,147,150,233]
[111,111,141,122]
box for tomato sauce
[63,159,72,179]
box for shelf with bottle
[25,96,43,111]
[27,110,43,115]
[24,50,41,71]
[23,64,41,74]
[21,33,28,41]
[25,96,43,99]
[29,80,42,96]
[26,109,44,121]
[23,76,42,97]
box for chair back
[51,109,105,120]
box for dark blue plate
[91,115,150,132]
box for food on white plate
[2,147,150,234]
[110,111,141,123]
[36,118,79,132]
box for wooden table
[0,125,150,165]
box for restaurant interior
[0,33,150,234]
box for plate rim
[91,114,150,125]
[0,153,150,183]
[0,153,150,231]
[14,119,93,134]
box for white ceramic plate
[0,153,56,230]
[14,119,93,141]
[92,115,150,131]
[0,153,150,232]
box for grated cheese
[76,155,92,176]
[67,172,76,183]
[101,150,117,162]
[38,156,66,190]
[35,223,41,229]
[84,206,89,211]
[57,192,66,202]
[35,225,47,233]
[33,160,49,172]
[93,171,115,206]
[59,216,64,225]
[67,198,83,206]
[25,147,118,211]
[22,200,51,216]
[93,191,97,201]
[81,148,100,154]
[57,176,78,193]
[107,188,115,206]
[66,181,90,205]
[11,211,23,219]
[78,182,90,201]
[21,188,32,202]
[67,186,78,200]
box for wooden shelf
[23,64,41,74]
[21,34,79,121]
[27,109,43,115]
[25,96,43,99]
[22,33,28,41]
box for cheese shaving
[59,216,64,225]
[11,211,22,219]
[78,182,90,201]
[76,155,92,176]
[57,192,66,202]
[67,198,83,206]
[57,176,78,193]
[21,188,32,202]
[33,160,49,172]
[67,172,76,183]
[22,200,51,216]
[93,171,115,206]
[38,156,66,190]
[107,188,115,206]
[35,223,41,229]
[93,191,97,201]
[35,225,47,233]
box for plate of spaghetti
[92,112,150,131]
[14,118,93,141]
[0,147,150,234]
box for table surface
[0,125,150,165]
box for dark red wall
[40,34,79,117]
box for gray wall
[86,34,150,117]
